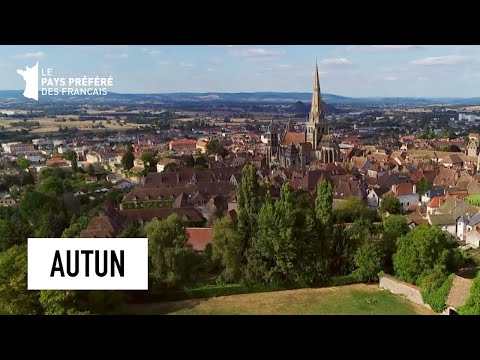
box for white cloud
[384,76,398,81]
[417,76,429,81]
[13,51,45,59]
[206,68,215,72]
[319,57,351,65]
[104,53,128,59]
[158,61,172,66]
[410,55,469,65]
[231,47,285,61]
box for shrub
[459,272,480,315]
[419,268,454,313]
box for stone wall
[379,275,432,310]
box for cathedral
[265,63,340,170]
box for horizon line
[1,89,479,100]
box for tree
[39,290,125,315]
[16,157,30,170]
[212,217,244,283]
[416,177,432,195]
[87,164,95,175]
[393,224,457,284]
[0,245,41,315]
[380,195,403,215]
[237,164,259,254]
[0,212,34,252]
[71,155,78,174]
[315,179,333,230]
[329,224,356,276]
[382,215,410,272]
[195,156,207,169]
[121,147,135,170]
[61,216,90,238]
[460,272,480,315]
[186,155,195,167]
[119,222,145,238]
[246,183,328,285]
[141,152,157,173]
[145,214,199,289]
[353,241,383,282]
[334,196,378,223]
[63,150,77,162]
[37,176,65,197]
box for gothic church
[266,63,340,170]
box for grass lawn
[127,284,436,315]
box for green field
[128,284,435,315]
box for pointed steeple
[309,61,323,123]
[286,118,293,131]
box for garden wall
[379,275,432,310]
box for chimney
[412,183,416,194]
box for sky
[1,45,480,97]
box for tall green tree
[212,217,244,283]
[145,213,199,289]
[416,177,432,195]
[382,215,410,272]
[0,245,41,315]
[315,179,334,229]
[393,224,457,284]
[353,241,383,282]
[121,147,135,170]
[237,164,259,253]
[246,183,328,285]
[71,155,78,174]
[329,224,356,276]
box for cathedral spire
[310,61,323,123]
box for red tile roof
[186,228,213,251]
[428,195,446,208]
[395,182,415,196]
[282,132,305,146]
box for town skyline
[1,45,480,97]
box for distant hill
[1,90,480,106]
[288,100,338,114]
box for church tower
[306,62,327,151]
[266,119,278,167]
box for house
[433,168,458,188]
[466,229,480,248]
[389,183,419,212]
[156,158,182,172]
[427,195,446,215]
[186,227,213,251]
[169,139,197,153]
[366,188,388,208]
[421,188,446,205]
[196,140,209,154]
[428,213,457,237]
[440,154,464,169]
